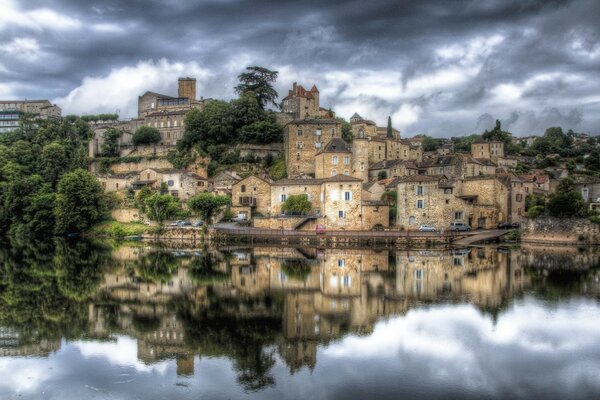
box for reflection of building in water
[0,326,61,357]
[395,247,529,307]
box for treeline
[74,113,119,122]
[0,116,108,238]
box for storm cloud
[1,0,599,136]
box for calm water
[1,239,599,399]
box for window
[344,155,350,165]
[344,191,352,201]
[339,210,345,218]
[167,180,174,187]
[297,129,303,136]
[281,194,287,202]
[417,185,424,195]
[415,269,423,279]
[444,188,452,194]
[296,141,304,149]
[417,199,424,209]
[338,259,345,267]
[331,170,337,176]
[315,129,322,136]
[296,152,300,160]
[516,194,523,202]
[342,275,351,287]
[241,185,246,193]
[409,216,416,225]
[332,156,338,165]
[454,212,463,220]
[315,142,322,149]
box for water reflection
[1,240,599,399]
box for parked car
[418,224,436,232]
[231,214,248,223]
[170,220,183,226]
[498,222,520,229]
[192,220,205,227]
[178,220,192,226]
[450,222,471,231]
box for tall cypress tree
[386,116,393,138]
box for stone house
[420,154,496,179]
[314,138,353,178]
[209,170,242,196]
[143,110,187,146]
[471,139,504,162]
[137,168,208,200]
[97,172,138,192]
[363,181,386,201]
[230,175,273,219]
[284,119,341,178]
[575,176,600,210]
[396,175,509,230]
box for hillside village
[2,71,600,233]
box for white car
[418,224,436,232]
[231,214,247,223]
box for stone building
[138,77,204,118]
[136,168,208,200]
[471,139,504,161]
[396,175,507,230]
[0,99,61,133]
[314,138,353,178]
[230,175,273,219]
[420,154,496,179]
[368,159,422,180]
[280,82,331,121]
[284,119,341,178]
[575,175,600,210]
[209,170,242,196]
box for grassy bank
[90,221,153,239]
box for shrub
[132,126,161,145]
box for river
[0,239,599,399]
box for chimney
[178,77,196,100]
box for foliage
[377,171,387,180]
[135,251,178,283]
[452,134,480,152]
[90,221,150,238]
[268,157,287,180]
[188,193,231,223]
[584,148,600,172]
[79,113,119,122]
[234,66,279,110]
[421,136,442,152]
[100,128,122,157]
[238,118,283,144]
[504,229,521,241]
[166,149,194,169]
[54,169,105,234]
[132,126,161,145]
[546,177,588,218]
[40,142,69,186]
[262,153,274,168]
[386,116,393,138]
[281,259,311,282]
[480,120,521,154]
[143,193,180,227]
[281,194,312,214]
[515,162,531,174]
[135,186,154,213]
[335,117,353,142]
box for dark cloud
[1,0,599,135]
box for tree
[101,128,122,156]
[546,177,587,218]
[40,142,69,186]
[377,171,387,180]
[144,193,180,228]
[238,119,282,144]
[132,126,161,145]
[281,194,312,214]
[421,136,442,152]
[234,66,279,110]
[135,186,154,214]
[179,101,234,150]
[386,116,393,138]
[54,169,105,234]
[335,117,353,142]
[188,193,231,223]
[584,148,600,172]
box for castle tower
[178,77,196,100]
[351,137,370,182]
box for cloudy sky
[0,0,599,136]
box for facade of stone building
[137,168,207,200]
[314,138,353,179]
[0,99,61,133]
[575,176,600,210]
[351,137,370,182]
[270,178,324,215]
[230,175,273,219]
[280,82,330,120]
[396,175,508,230]
[209,170,242,196]
[284,119,341,178]
[144,110,187,146]
[471,139,505,161]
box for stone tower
[178,77,196,100]
[352,137,370,183]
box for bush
[132,126,161,145]
[269,157,287,180]
[527,205,545,219]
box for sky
[0,0,599,137]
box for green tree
[452,134,480,152]
[335,117,353,142]
[281,194,311,214]
[40,142,69,186]
[546,177,587,218]
[188,193,231,223]
[584,148,600,172]
[234,66,279,110]
[100,128,122,156]
[179,101,234,149]
[132,126,161,145]
[144,193,180,228]
[421,136,442,152]
[238,118,282,144]
[54,169,105,234]
[386,116,393,138]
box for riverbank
[522,217,600,245]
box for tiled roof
[320,174,363,183]
[320,138,351,153]
[398,175,446,183]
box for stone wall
[253,216,321,231]
[361,204,390,229]
[111,208,144,223]
[522,217,600,244]
[109,158,173,174]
